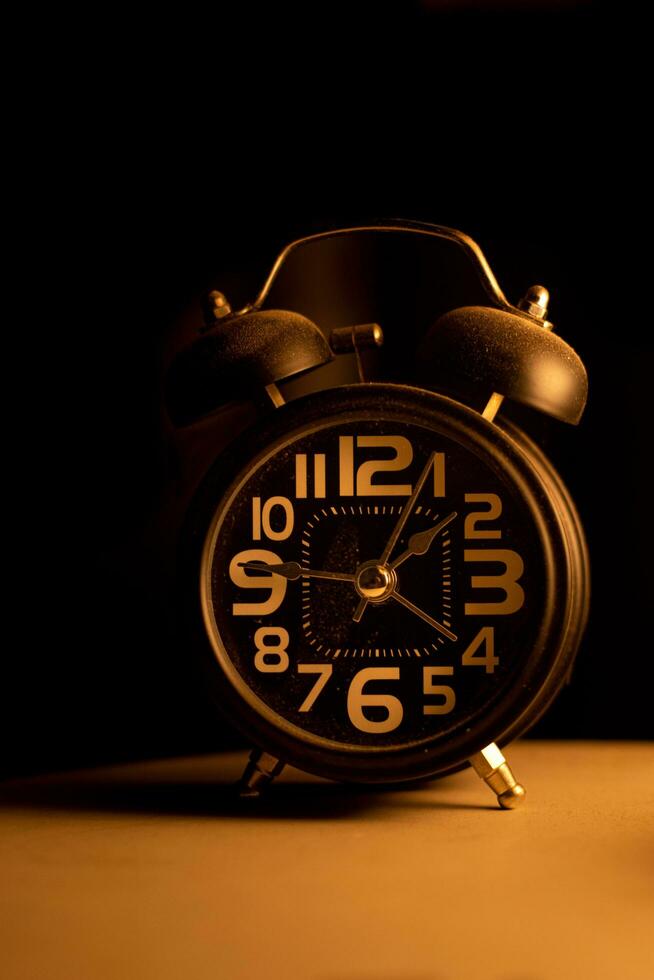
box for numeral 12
[337,436,446,496]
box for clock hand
[238,561,355,583]
[390,511,458,571]
[353,451,436,623]
[390,590,458,642]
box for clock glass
[199,386,561,775]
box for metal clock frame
[184,384,588,800]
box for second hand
[352,451,436,623]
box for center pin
[354,561,397,602]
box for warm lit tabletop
[1,741,652,980]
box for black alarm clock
[163,221,589,808]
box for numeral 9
[229,549,287,615]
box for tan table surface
[1,741,652,980]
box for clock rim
[182,383,587,782]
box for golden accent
[481,391,505,422]
[298,664,333,712]
[433,451,446,497]
[314,455,326,498]
[250,224,509,312]
[355,562,397,601]
[205,289,232,321]
[464,549,525,616]
[295,454,308,498]
[238,750,285,797]
[329,323,384,353]
[338,436,355,496]
[482,284,552,423]
[464,493,502,539]
[423,666,455,715]
[519,284,550,320]
[264,383,285,408]
[470,742,526,809]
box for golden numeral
[339,435,414,496]
[253,626,289,673]
[461,627,499,673]
[433,452,446,497]
[464,549,525,615]
[297,664,333,711]
[423,666,455,715]
[464,493,502,539]
[252,496,294,541]
[347,667,403,733]
[229,549,287,616]
[295,454,326,498]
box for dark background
[7,0,650,779]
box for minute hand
[390,590,458,642]
[352,451,436,623]
[390,511,457,571]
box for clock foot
[469,742,526,809]
[237,750,285,798]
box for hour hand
[390,511,457,571]
[238,561,355,583]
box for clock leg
[237,749,286,798]
[469,742,526,809]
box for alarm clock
[163,221,589,808]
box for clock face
[200,390,554,762]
